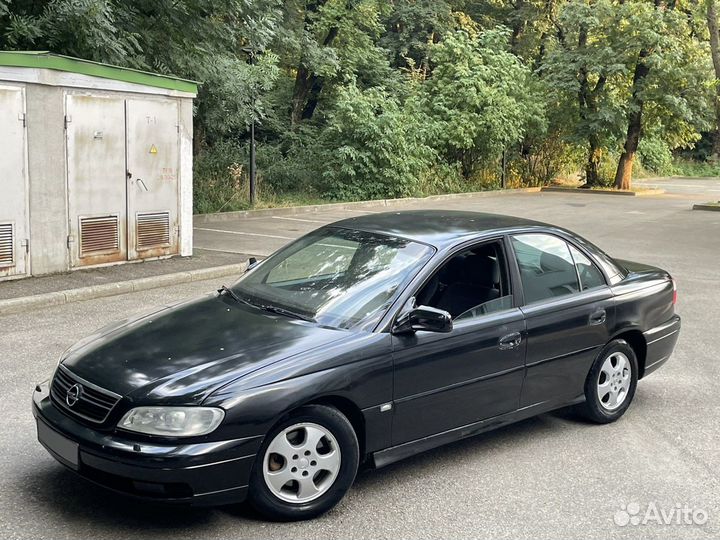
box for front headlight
[118,407,225,437]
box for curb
[0,262,248,316]
[692,203,720,212]
[193,187,542,223]
[540,186,665,196]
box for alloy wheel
[597,352,631,411]
[262,422,341,503]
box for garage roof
[0,51,198,94]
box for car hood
[60,294,347,403]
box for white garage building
[0,51,197,281]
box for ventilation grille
[80,215,120,257]
[0,223,14,267]
[137,212,170,249]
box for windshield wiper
[258,304,316,323]
[217,285,244,304]
[218,286,314,322]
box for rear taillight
[672,279,677,305]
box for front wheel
[578,339,638,424]
[248,405,359,521]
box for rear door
[510,233,614,407]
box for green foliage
[419,29,545,178]
[2,0,717,210]
[318,83,434,200]
[638,137,673,174]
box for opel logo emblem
[66,384,83,407]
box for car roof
[331,210,550,248]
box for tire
[248,404,359,521]
[578,339,639,424]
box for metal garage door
[66,95,127,267]
[126,99,180,260]
[66,95,179,267]
[0,85,29,278]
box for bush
[638,137,673,174]
[193,140,249,214]
[318,83,434,200]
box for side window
[568,244,606,290]
[511,234,579,304]
[414,240,513,321]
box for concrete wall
[25,83,69,275]
[179,97,193,257]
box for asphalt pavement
[1,187,719,539]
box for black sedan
[33,211,681,520]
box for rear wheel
[248,405,359,521]
[579,339,638,423]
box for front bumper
[32,382,262,506]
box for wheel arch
[611,329,647,378]
[301,395,366,459]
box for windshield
[232,227,434,330]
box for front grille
[50,366,121,424]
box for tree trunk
[614,51,650,190]
[707,0,720,158]
[586,136,603,186]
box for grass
[669,158,720,178]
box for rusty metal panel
[126,99,180,260]
[136,211,170,249]
[66,94,127,267]
[0,223,15,267]
[79,214,120,257]
[0,85,29,278]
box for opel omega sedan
[33,211,681,520]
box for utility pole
[248,48,257,206]
[501,149,507,189]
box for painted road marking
[271,216,328,224]
[194,227,294,240]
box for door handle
[137,178,149,192]
[589,309,607,326]
[498,332,522,350]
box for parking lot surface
[2,189,719,539]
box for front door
[391,238,526,445]
[0,85,29,278]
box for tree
[706,0,720,157]
[418,29,545,179]
[614,0,713,189]
[542,0,629,186]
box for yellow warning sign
[149,144,158,155]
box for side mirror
[246,257,259,271]
[392,305,453,334]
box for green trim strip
[0,51,197,94]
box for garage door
[0,85,29,278]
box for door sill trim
[372,395,585,469]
